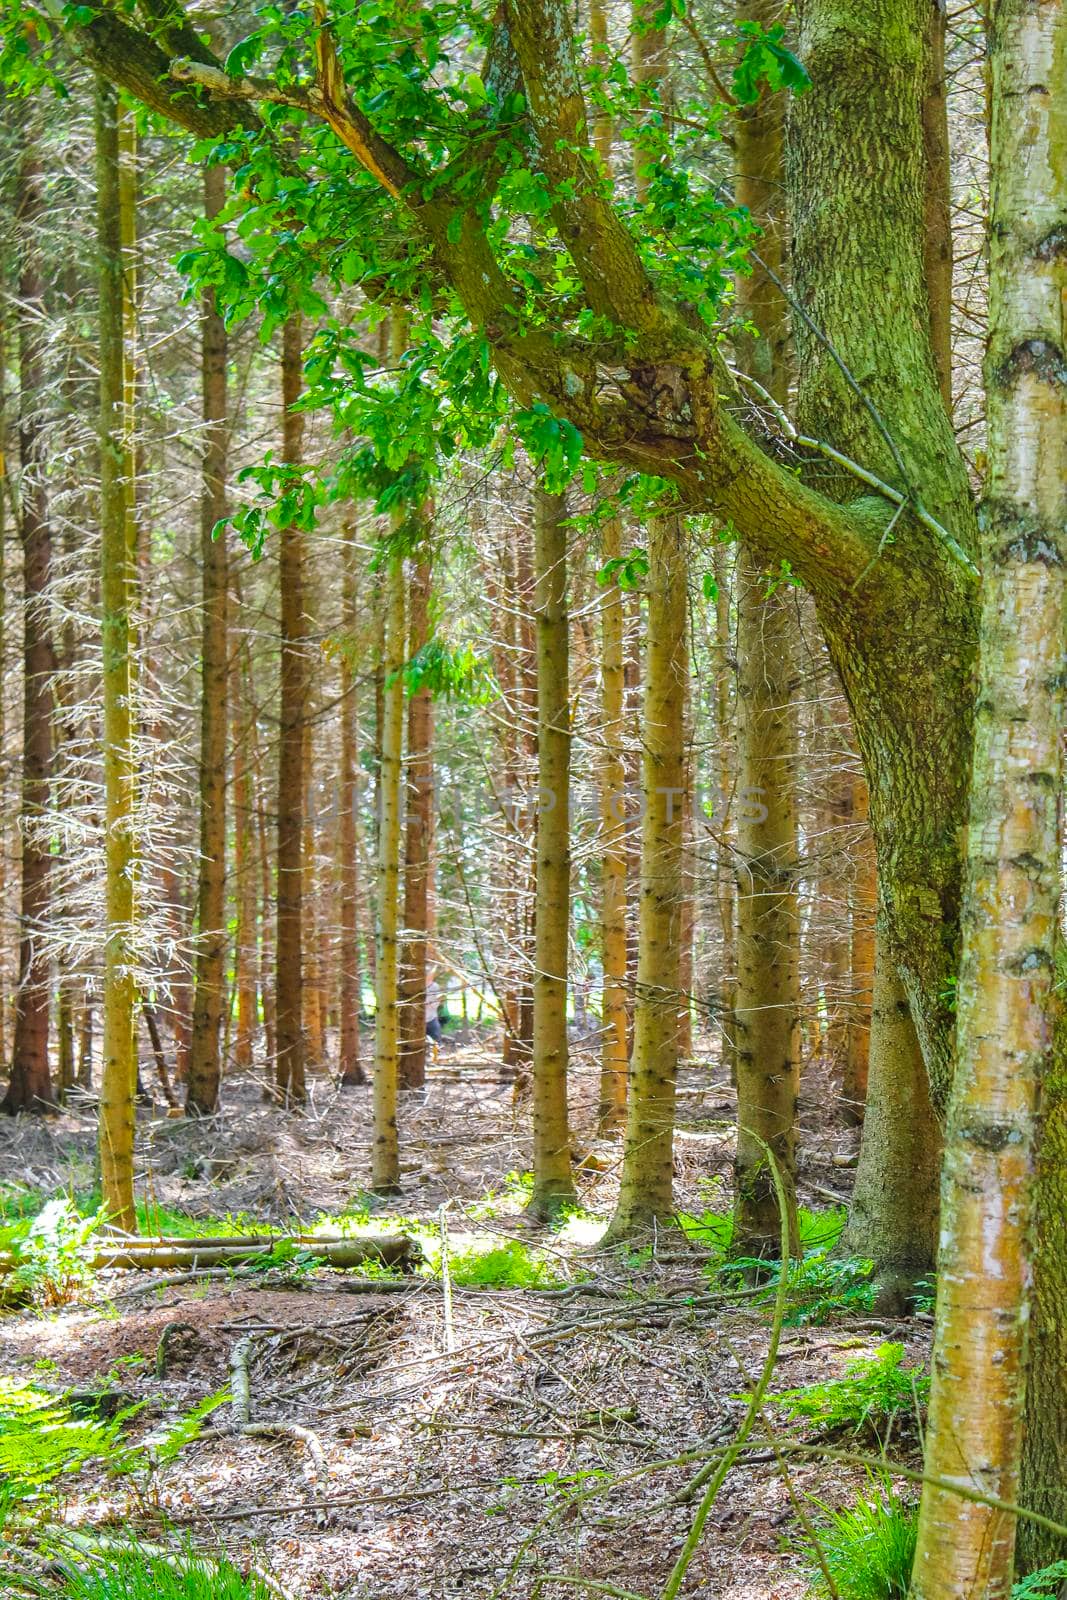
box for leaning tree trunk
[185,161,229,1117]
[529,483,576,1220]
[605,513,687,1238]
[912,1,1067,1589]
[2,144,55,1115]
[730,0,800,1258]
[96,80,137,1229]
[274,314,307,1109]
[398,552,433,1092]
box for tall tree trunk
[185,161,229,1116]
[913,0,1066,1587]
[232,666,258,1073]
[529,483,576,1219]
[372,531,405,1191]
[398,553,433,1091]
[712,546,737,1083]
[597,514,628,1135]
[274,314,307,1108]
[730,0,800,1257]
[2,146,55,1115]
[339,522,366,1087]
[96,80,137,1229]
[605,513,687,1236]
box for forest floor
[0,1029,931,1599]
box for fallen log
[0,1232,421,1275]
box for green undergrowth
[51,1545,275,1600]
[795,1481,1067,1600]
[767,1342,929,1443]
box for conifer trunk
[372,532,405,1192]
[398,554,433,1091]
[274,314,307,1108]
[96,79,137,1228]
[731,0,800,1257]
[842,772,875,1122]
[2,146,55,1114]
[913,0,1066,1587]
[530,484,576,1218]
[597,514,628,1135]
[185,162,229,1116]
[606,513,687,1236]
[339,523,366,1087]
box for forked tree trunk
[2,145,55,1115]
[597,515,628,1135]
[913,1,1067,1588]
[96,79,137,1229]
[605,513,687,1237]
[730,4,800,1257]
[529,484,576,1219]
[185,161,229,1116]
[338,522,366,1087]
[398,554,433,1091]
[274,314,307,1108]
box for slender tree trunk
[913,2,1066,1586]
[598,515,628,1136]
[185,162,229,1116]
[339,522,366,1087]
[529,483,576,1219]
[274,314,307,1108]
[606,513,687,1237]
[372,529,405,1192]
[232,666,258,1072]
[2,147,55,1115]
[712,546,737,1082]
[96,79,137,1229]
[398,553,433,1091]
[730,5,800,1256]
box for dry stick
[439,1202,455,1355]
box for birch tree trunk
[185,161,229,1116]
[912,1,1067,1589]
[530,483,576,1219]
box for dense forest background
[0,0,1062,1597]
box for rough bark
[274,314,307,1109]
[398,554,433,1091]
[842,772,875,1122]
[96,78,137,1230]
[372,543,405,1192]
[529,484,576,1219]
[844,944,940,1309]
[185,160,229,1116]
[3,145,55,1115]
[912,0,1067,1588]
[606,514,687,1238]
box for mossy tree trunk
[912,0,1067,1589]
[529,483,576,1220]
[185,160,229,1116]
